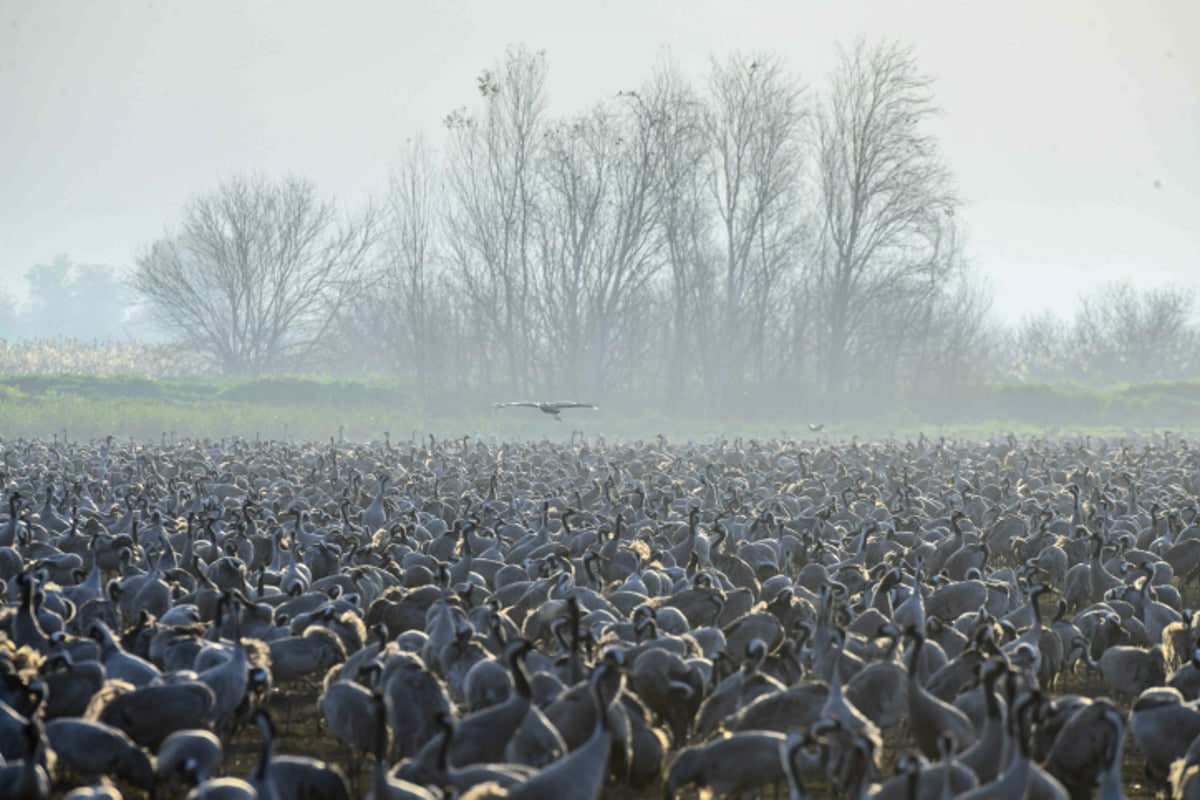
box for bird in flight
[494,401,598,420]
[808,423,825,432]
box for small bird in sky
[494,401,598,421]
[808,423,825,432]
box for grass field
[3,374,1200,444]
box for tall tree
[637,63,712,408]
[704,53,808,412]
[337,135,446,383]
[533,94,669,398]
[23,256,134,340]
[444,46,548,396]
[813,40,960,394]
[0,287,19,341]
[131,175,376,376]
[21,256,73,340]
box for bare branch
[131,175,377,375]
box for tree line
[123,41,1197,416]
[0,256,139,343]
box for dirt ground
[205,671,1160,800]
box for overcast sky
[1,0,1197,323]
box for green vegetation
[915,382,1200,430]
[0,375,423,442]
[2,374,1200,442]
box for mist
[2,5,1199,433]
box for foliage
[214,377,416,409]
[3,256,142,341]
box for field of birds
[3,429,1200,799]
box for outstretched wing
[548,401,598,411]
[494,401,541,409]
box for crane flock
[1,432,1199,798]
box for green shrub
[215,377,411,408]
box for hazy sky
[2,0,1197,323]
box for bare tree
[703,53,808,413]
[812,39,960,394]
[638,63,713,409]
[131,175,376,376]
[1008,311,1073,382]
[1073,281,1197,382]
[444,46,547,396]
[337,135,446,384]
[532,91,671,399]
[908,271,995,386]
